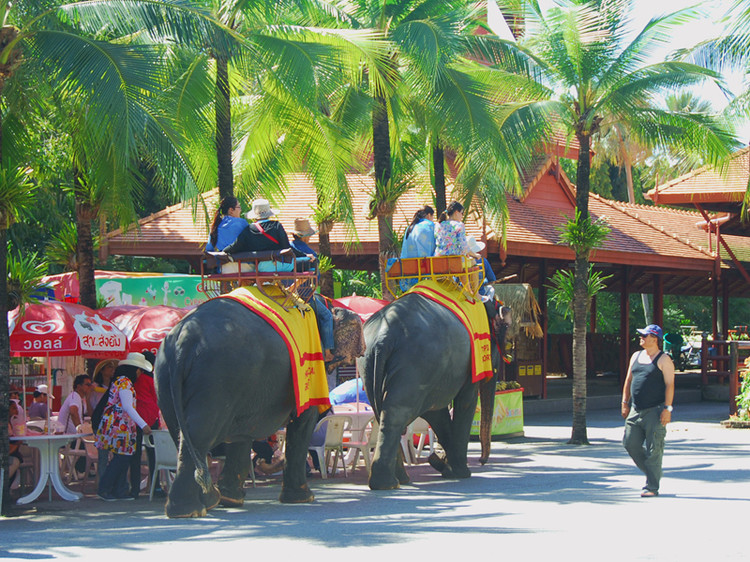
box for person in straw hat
[290,218,336,362]
[467,236,496,300]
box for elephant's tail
[166,329,213,494]
[363,333,392,418]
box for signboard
[97,275,208,308]
[470,388,524,437]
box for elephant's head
[327,307,366,372]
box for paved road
[1,401,747,561]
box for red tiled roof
[108,163,730,274]
[645,146,750,208]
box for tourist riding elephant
[359,293,510,490]
[155,298,363,518]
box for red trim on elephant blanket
[408,281,493,383]
[219,286,330,415]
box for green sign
[97,275,208,308]
[471,389,524,437]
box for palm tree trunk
[570,132,592,445]
[0,226,11,515]
[75,184,97,311]
[432,143,447,216]
[317,221,334,298]
[0,98,10,514]
[372,94,395,299]
[215,56,233,200]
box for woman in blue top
[401,205,436,259]
[206,196,249,251]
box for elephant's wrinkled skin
[155,298,323,518]
[359,293,510,490]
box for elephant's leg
[421,408,454,477]
[443,383,479,479]
[166,439,208,518]
[369,408,410,490]
[280,407,316,504]
[218,440,253,507]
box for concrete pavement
[1,400,747,561]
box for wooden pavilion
[104,152,750,397]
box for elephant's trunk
[479,377,494,464]
[479,305,510,465]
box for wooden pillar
[712,275,719,341]
[652,274,663,328]
[722,276,730,337]
[538,259,548,399]
[620,266,631,387]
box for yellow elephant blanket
[408,279,493,383]
[219,286,330,415]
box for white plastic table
[333,404,375,468]
[10,433,87,504]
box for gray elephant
[155,297,362,518]
[359,292,510,490]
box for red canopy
[98,305,190,354]
[331,295,389,322]
[8,301,128,358]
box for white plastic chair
[143,430,178,501]
[347,417,379,474]
[401,417,435,465]
[308,415,351,479]
[60,423,90,482]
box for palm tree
[0,1,240,513]
[0,167,35,513]
[318,1,485,296]
[494,0,738,444]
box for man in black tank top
[621,324,675,497]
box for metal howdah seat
[200,249,317,308]
[385,255,485,299]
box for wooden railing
[700,338,749,416]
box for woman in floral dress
[96,352,153,501]
[435,201,481,259]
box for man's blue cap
[637,324,663,339]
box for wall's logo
[22,320,64,334]
[140,327,173,342]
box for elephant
[154,297,363,518]
[358,292,511,490]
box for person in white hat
[95,352,153,501]
[223,199,294,269]
[290,218,336,362]
[28,384,52,419]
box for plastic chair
[143,430,178,501]
[401,417,435,465]
[347,417,379,474]
[308,415,351,479]
[60,424,90,482]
